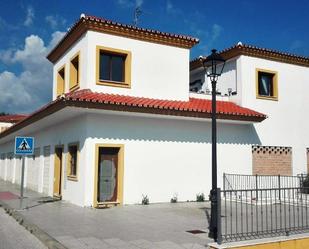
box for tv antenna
[133,7,143,26]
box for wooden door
[53,147,63,197]
[97,147,119,203]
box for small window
[100,52,125,82]
[69,53,80,90]
[256,69,278,100]
[67,143,78,180]
[57,66,65,96]
[96,46,131,88]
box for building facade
[0,16,307,207]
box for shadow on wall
[87,114,262,145]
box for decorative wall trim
[252,145,292,155]
[47,16,199,63]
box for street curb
[0,200,68,249]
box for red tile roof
[47,15,199,63]
[0,89,266,139]
[0,114,28,123]
[190,43,309,70]
[66,89,266,120]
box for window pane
[259,73,272,96]
[111,55,125,82]
[69,145,77,176]
[100,54,110,81]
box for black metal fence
[218,173,309,243]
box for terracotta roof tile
[47,14,199,63]
[190,43,309,70]
[0,89,267,139]
[0,114,28,123]
[65,89,266,119]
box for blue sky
[1,0,309,114]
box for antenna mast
[133,7,142,26]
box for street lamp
[201,49,226,242]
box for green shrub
[170,194,178,203]
[196,193,205,202]
[142,195,149,205]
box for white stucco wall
[0,113,88,206]
[238,55,309,175]
[86,31,190,101]
[52,34,88,100]
[83,112,258,205]
[0,109,258,207]
[190,59,237,96]
[52,31,190,101]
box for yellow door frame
[53,145,64,197]
[94,144,124,208]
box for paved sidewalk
[0,180,211,248]
[0,208,47,249]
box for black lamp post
[201,49,226,242]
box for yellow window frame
[67,142,79,181]
[256,68,278,101]
[56,65,65,97]
[96,46,131,88]
[69,52,80,91]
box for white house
[0,15,307,208]
[0,115,28,133]
[190,43,309,177]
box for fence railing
[218,173,309,243]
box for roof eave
[47,18,199,64]
[0,98,266,140]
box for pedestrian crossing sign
[15,137,34,155]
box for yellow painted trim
[96,46,131,88]
[53,145,64,197]
[56,65,66,97]
[93,144,124,208]
[67,142,79,181]
[255,68,278,101]
[69,51,80,91]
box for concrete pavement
[0,180,211,248]
[0,208,47,249]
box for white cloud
[0,31,65,114]
[45,15,67,29]
[211,24,222,42]
[117,0,143,8]
[136,0,143,7]
[24,6,34,27]
[117,0,134,8]
[185,19,223,53]
[166,0,182,15]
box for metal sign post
[20,156,26,199]
[14,137,34,208]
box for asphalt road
[0,208,47,249]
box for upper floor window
[96,46,131,88]
[256,69,278,100]
[57,66,65,97]
[69,52,80,90]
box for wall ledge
[209,233,309,248]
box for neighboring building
[0,115,28,133]
[190,43,309,176]
[0,15,306,208]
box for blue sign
[15,137,34,155]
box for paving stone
[154,240,186,249]
[0,179,212,249]
[182,243,206,249]
[129,239,159,249]
[0,209,47,249]
[104,238,128,247]
[58,238,88,249]
[77,237,114,249]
